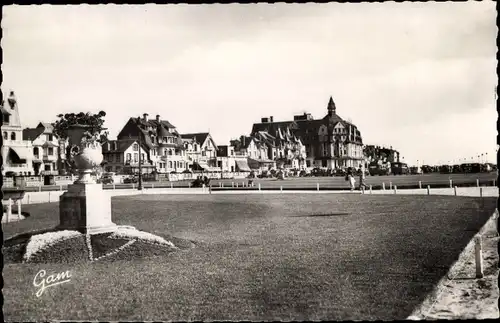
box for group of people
[345,164,368,191]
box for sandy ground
[408,210,499,320]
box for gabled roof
[22,127,44,141]
[181,133,210,146]
[37,122,54,132]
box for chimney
[156,114,160,122]
[143,113,149,121]
[261,117,269,123]
[270,116,274,122]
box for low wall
[16,186,498,205]
[19,187,208,204]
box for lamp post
[136,116,143,191]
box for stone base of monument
[57,182,121,234]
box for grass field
[2,194,497,321]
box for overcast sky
[2,2,497,165]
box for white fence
[11,186,499,205]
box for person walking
[359,163,368,191]
[346,167,356,191]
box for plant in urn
[54,111,109,184]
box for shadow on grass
[292,212,350,217]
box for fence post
[222,182,224,188]
[17,199,22,217]
[236,183,239,188]
[209,184,212,195]
[454,186,457,196]
[419,181,422,189]
[317,183,319,191]
[59,185,63,191]
[48,191,51,203]
[113,183,116,190]
[7,198,12,222]
[152,183,154,189]
[171,183,173,189]
[476,179,479,187]
[427,185,430,195]
[389,182,392,190]
[449,179,453,188]
[232,182,234,188]
[280,185,283,193]
[475,236,484,278]
[39,185,42,192]
[369,185,372,194]
[382,182,385,190]
[258,183,261,191]
[394,185,397,194]
[480,187,483,198]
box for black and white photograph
[1,2,498,321]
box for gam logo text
[33,269,72,297]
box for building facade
[23,122,67,175]
[180,132,219,172]
[251,96,364,169]
[1,91,35,175]
[115,114,219,173]
[101,139,151,174]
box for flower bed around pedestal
[3,227,180,264]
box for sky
[2,2,498,165]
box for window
[45,165,51,171]
[48,147,54,155]
[3,115,9,124]
[106,166,112,172]
[116,154,120,162]
[3,132,7,139]
[48,134,53,141]
[168,161,172,168]
[133,143,139,151]
[141,153,145,161]
[126,153,131,161]
[134,153,138,162]
[11,132,16,140]
[34,147,39,156]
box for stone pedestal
[58,183,117,234]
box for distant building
[363,145,400,165]
[216,145,236,172]
[1,91,35,175]
[251,96,364,169]
[23,122,67,175]
[116,114,188,174]
[180,132,219,172]
[101,139,151,174]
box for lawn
[2,194,496,321]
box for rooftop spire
[327,96,336,116]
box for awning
[194,162,220,172]
[235,159,252,172]
[8,147,31,160]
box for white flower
[110,228,175,248]
[24,230,81,261]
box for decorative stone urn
[67,124,103,184]
[58,124,118,234]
